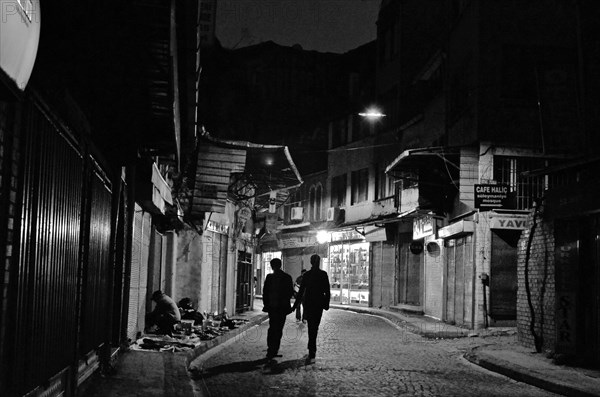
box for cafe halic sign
[0,0,41,91]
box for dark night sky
[216,0,380,53]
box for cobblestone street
[190,309,558,397]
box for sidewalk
[79,304,269,397]
[81,299,600,397]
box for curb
[464,348,599,397]
[330,304,470,339]
[181,312,269,369]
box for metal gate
[6,98,113,395]
[444,235,474,327]
[127,206,151,343]
[398,240,422,306]
[371,241,394,308]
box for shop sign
[474,184,511,210]
[438,220,474,239]
[490,214,528,230]
[330,230,364,242]
[237,207,252,225]
[206,220,229,235]
[413,215,435,240]
[277,235,316,249]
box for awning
[186,131,303,218]
[386,146,460,174]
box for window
[285,188,302,222]
[493,156,547,210]
[351,168,369,204]
[375,163,394,200]
[331,174,347,207]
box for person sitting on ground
[178,297,204,326]
[146,290,181,336]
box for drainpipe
[380,242,384,307]
[480,273,489,328]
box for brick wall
[516,211,556,353]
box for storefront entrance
[489,230,520,322]
[329,241,369,305]
[398,239,422,306]
[236,251,253,313]
[444,236,474,327]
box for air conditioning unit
[290,207,304,221]
[326,207,343,222]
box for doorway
[444,235,474,327]
[236,251,252,313]
[489,230,520,323]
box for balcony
[399,186,419,213]
[372,196,396,217]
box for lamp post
[358,107,386,120]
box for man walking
[262,258,295,360]
[294,269,307,322]
[292,254,330,360]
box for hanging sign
[490,213,528,230]
[413,215,435,239]
[206,220,229,234]
[331,230,364,242]
[277,235,317,249]
[268,191,277,213]
[474,184,512,210]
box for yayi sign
[490,214,528,230]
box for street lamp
[316,230,329,244]
[358,107,386,120]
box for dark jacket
[263,269,295,312]
[297,268,330,310]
